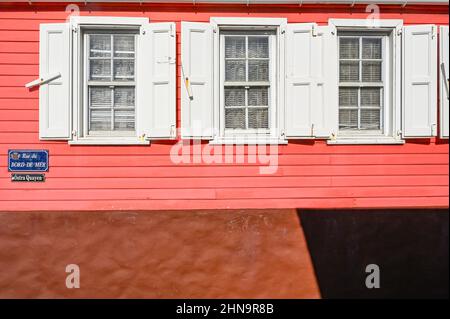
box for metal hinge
[330,132,337,140]
[72,130,77,137]
[170,24,175,37]
[170,125,176,138]
[397,130,402,137]
[312,25,318,37]
[431,124,437,136]
[397,29,403,36]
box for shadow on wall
[298,208,449,299]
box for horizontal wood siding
[0,2,448,211]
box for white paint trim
[211,17,288,26]
[70,16,149,26]
[329,19,403,29]
[209,137,288,145]
[327,137,405,145]
[69,138,150,145]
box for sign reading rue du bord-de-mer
[8,150,48,182]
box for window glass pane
[248,87,268,106]
[114,35,135,58]
[90,34,111,57]
[360,109,381,130]
[248,60,269,82]
[90,109,111,131]
[248,37,269,59]
[340,37,359,59]
[339,109,358,130]
[362,38,382,59]
[225,60,246,82]
[114,87,135,108]
[340,61,359,82]
[248,108,268,129]
[90,87,112,108]
[113,59,135,80]
[360,87,381,106]
[225,36,246,59]
[90,59,111,81]
[225,87,245,107]
[225,108,246,129]
[339,87,358,107]
[114,109,135,131]
[362,61,382,82]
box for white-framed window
[220,30,277,136]
[84,30,138,137]
[328,19,403,144]
[36,17,176,145]
[338,32,388,134]
[181,18,287,145]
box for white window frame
[328,19,404,145]
[69,16,150,145]
[84,31,138,137]
[210,17,287,145]
[338,32,387,134]
[220,31,276,134]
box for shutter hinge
[72,129,77,137]
[330,131,337,140]
[397,29,402,36]
[431,124,437,136]
[397,130,402,137]
[312,25,318,37]
[311,124,315,137]
[281,27,286,35]
[170,24,175,37]
[432,25,436,39]
[170,125,176,138]
[72,26,77,33]
[280,130,285,138]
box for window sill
[69,138,150,146]
[327,137,405,145]
[209,137,288,145]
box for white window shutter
[439,25,449,139]
[402,25,438,138]
[181,22,214,139]
[39,23,71,140]
[137,22,176,140]
[313,25,338,138]
[285,23,337,138]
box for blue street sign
[8,150,49,172]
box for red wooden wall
[0,2,448,211]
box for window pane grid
[224,34,270,130]
[339,35,384,132]
[87,33,136,134]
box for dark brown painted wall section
[0,209,320,298]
